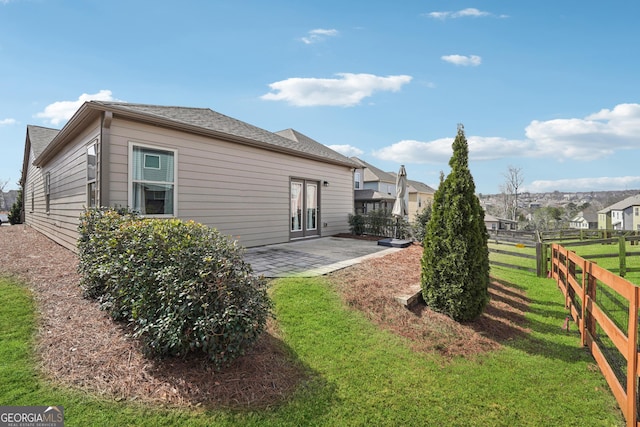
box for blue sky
[2,0,640,195]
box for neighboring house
[406,179,436,222]
[569,211,598,229]
[350,157,435,222]
[484,214,517,231]
[20,101,358,251]
[351,157,397,214]
[597,194,640,231]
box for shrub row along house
[20,101,358,251]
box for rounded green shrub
[77,208,272,369]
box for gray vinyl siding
[106,119,353,247]
[24,120,100,251]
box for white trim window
[129,142,177,216]
[87,143,97,208]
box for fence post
[580,258,587,347]
[535,242,549,278]
[626,286,639,426]
[619,236,627,278]
[586,267,597,340]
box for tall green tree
[421,125,490,321]
[8,186,23,225]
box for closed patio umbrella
[391,165,408,238]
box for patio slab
[244,236,403,278]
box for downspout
[100,111,112,207]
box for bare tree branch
[502,166,524,221]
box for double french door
[290,179,320,239]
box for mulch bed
[0,225,530,408]
[329,240,530,358]
[0,225,305,408]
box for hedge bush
[77,208,272,369]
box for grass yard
[568,240,640,285]
[488,241,538,271]
[0,263,624,426]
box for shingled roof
[93,102,357,167]
[598,194,640,213]
[32,101,357,168]
[407,179,436,194]
[350,157,396,183]
[27,125,59,158]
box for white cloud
[374,103,640,165]
[326,144,363,157]
[261,73,413,107]
[35,89,117,126]
[0,118,17,126]
[525,176,640,193]
[453,8,490,18]
[372,136,528,164]
[301,28,339,44]
[524,103,640,160]
[427,8,492,20]
[441,54,482,66]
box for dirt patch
[0,226,529,407]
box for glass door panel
[290,179,320,239]
[291,181,303,233]
[306,183,317,231]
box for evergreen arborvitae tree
[8,186,23,225]
[421,125,490,321]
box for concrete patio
[244,236,403,278]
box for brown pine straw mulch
[0,225,530,409]
[329,242,531,358]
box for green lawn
[0,264,625,426]
[567,240,640,285]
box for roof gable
[407,179,436,194]
[350,157,396,183]
[274,128,357,166]
[27,125,59,158]
[599,194,640,213]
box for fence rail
[488,245,538,274]
[551,243,640,427]
[488,229,640,278]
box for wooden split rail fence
[551,243,640,427]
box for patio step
[395,284,423,308]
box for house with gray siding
[351,157,397,214]
[20,101,358,251]
[350,157,435,221]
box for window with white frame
[87,143,97,207]
[44,172,51,213]
[130,143,176,215]
[354,171,361,189]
